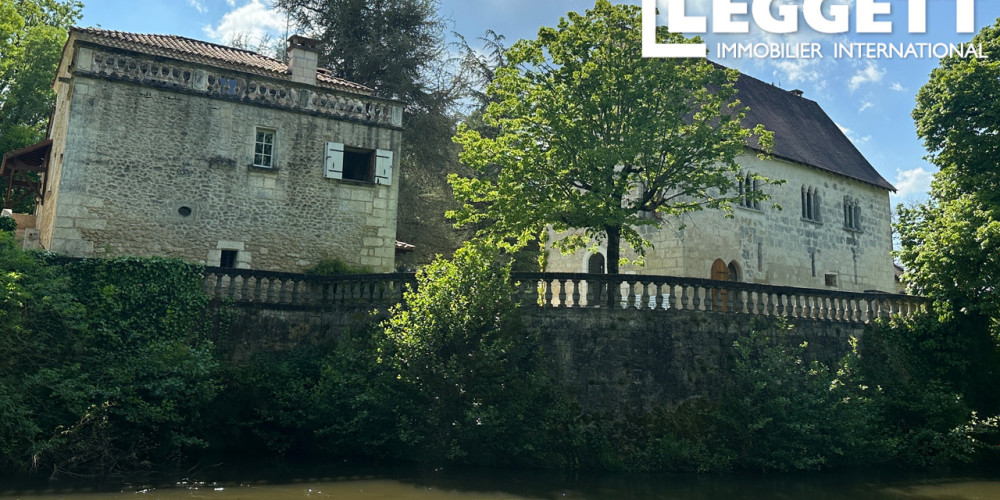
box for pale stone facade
[33,28,404,272]
[546,76,896,293]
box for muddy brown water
[3,464,1000,499]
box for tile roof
[71,27,373,95]
[733,71,895,191]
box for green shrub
[0,242,219,479]
[382,245,577,465]
[0,216,16,232]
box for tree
[0,0,81,212]
[901,20,1000,322]
[448,1,774,274]
[275,0,445,108]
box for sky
[77,0,1000,205]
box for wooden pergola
[1,139,51,210]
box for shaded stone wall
[210,301,866,412]
[525,307,863,412]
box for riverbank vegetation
[2,233,999,480]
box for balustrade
[203,268,926,323]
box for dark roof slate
[72,27,373,95]
[734,72,895,191]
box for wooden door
[711,259,729,311]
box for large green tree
[275,0,444,108]
[901,20,1000,322]
[449,1,773,273]
[0,0,81,212]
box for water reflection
[2,466,1000,499]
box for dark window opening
[178,206,192,217]
[343,148,375,182]
[825,273,838,287]
[588,253,605,274]
[727,261,740,282]
[220,249,238,268]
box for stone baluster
[210,273,223,298]
[543,279,554,307]
[570,278,582,307]
[693,286,704,311]
[265,278,276,303]
[774,293,785,316]
[556,278,568,307]
[251,277,263,303]
[653,283,665,310]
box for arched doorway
[588,253,605,274]
[586,253,606,305]
[710,259,730,311]
[727,261,740,282]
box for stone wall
[526,307,863,412]
[36,39,403,273]
[546,153,896,293]
[209,298,868,412]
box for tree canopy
[900,20,1000,323]
[448,0,773,273]
[0,0,81,212]
[0,0,80,152]
[275,0,444,108]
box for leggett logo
[642,0,984,60]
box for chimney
[286,35,320,86]
[789,89,804,97]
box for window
[343,149,374,182]
[220,249,238,268]
[254,128,275,168]
[802,185,821,222]
[825,273,838,287]
[843,196,862,230]
[324,142,394,185]
[738,173,760,210]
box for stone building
[2,28,403,272]
[547,74,897,293]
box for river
[3,464,1000,499]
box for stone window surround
[801,185,822,223]
[207,240,251,269]
[843,196,862,232]
[253,127,276,168]
[737,172,761,210]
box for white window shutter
[375,149,393,185]
[324,142,344,179]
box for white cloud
[858,101,873,112]
[226,0,236,5]
[890,82,905,92]
[893,167,933,198]
[188,0,207,13]
[772,58,821,84]
[836,122,870,145]
[203,0,288,44]
[848,62,885,92]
